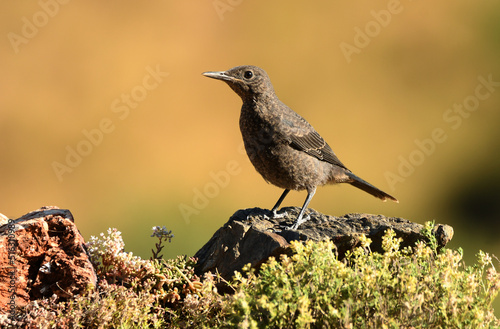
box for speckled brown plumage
[203,65,398,229]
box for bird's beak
[202,71,234,82]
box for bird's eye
[243,71,253,79]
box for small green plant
[19,281,165,329]
[151,226,174,260]
[420,219,438,251]
[226,227,500,328]
[86,228,155,285]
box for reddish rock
[0,206,97,313]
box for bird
[203,65,398,229]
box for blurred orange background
[1,0,500,309]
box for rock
[0,213,8,227]
[194,207,454,281]
[0,206,97,313]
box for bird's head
[203,65,275,100]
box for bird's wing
[287,129,348,170]
[277,106,348,170]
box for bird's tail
[347,172,398,203]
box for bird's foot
[289,215,310,230]
[263,208,288,220]
[272,208,288,219]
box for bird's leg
[290,187,316,230]
[271,189,290,218]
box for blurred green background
[1,0,500,311]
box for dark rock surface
[194,207,454,281]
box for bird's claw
[263,209,288,220]
[272,209,288,219]
[289,214,310,230]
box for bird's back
[267,98,348,171]
[239,94,350,190]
